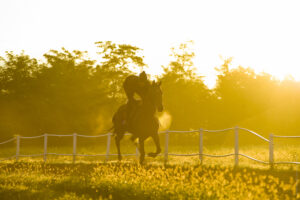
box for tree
[95,41,146,72]
[36,48,97,133]
[94,41,147,104]
[0,51,42,138]
[159,41,213,130]
[214,58,280,138]
[0,51,40,96]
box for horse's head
[149,80,164,112]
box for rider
[123,71,149,101]
[123,71,151,126]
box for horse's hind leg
[138,138,145,164]
[148,133,161,158]
[115,133,124,161]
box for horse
[112,80,163,164]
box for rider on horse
[122,71,151,126]
[123,71,150,103]
[112,72,163,163]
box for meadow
[0,161,299,200]
[0,132,300,199]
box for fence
[0,126,300,166]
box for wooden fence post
[199,128,203,164]
[16,135,20,162]
[269,133,274,168]
[73,133,77,164]
[234,126,239,167]
[105,133,111,162]
[44,133,48,162]
[164,130,169,165]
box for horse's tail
[105,126,116,136]
[106,126,114,132]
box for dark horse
[112,81,163,163]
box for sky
[0,0,300,88]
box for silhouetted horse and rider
[112,71,163,163]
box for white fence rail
[0,127,300,166]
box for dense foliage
[1,41,300,142]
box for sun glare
[1,0,300,87]
[2,1,300,199]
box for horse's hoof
[148,152,158,158]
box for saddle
[124,99,141,127]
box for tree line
[1,41,300,142]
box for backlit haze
[1,0,300,88]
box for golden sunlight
[1,1,300,199]
[1,0,300,88]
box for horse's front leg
[115,133,124,161]
[139,138,145,164]
[148,133,161,158]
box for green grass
[0,134,300,199]
[0,162,299,200]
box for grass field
[0,162,299,200]
[0,133,300,199]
